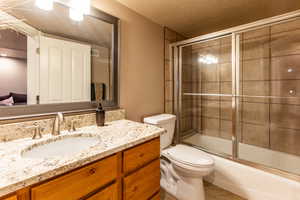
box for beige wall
[92,0,164,122]
[0,57,27,96]
[0,29,27,51]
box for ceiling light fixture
[35,0,91,21]
[82,0,91,14]
[35,0,54,11]
[69,0,90,21]
[69,8,84,21]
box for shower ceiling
[116,0,300,37]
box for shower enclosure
[172,13,300,177]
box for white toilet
[144,114,214,200]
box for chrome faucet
[69,119,80,133]
[52,112,65,136]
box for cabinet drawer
[31,155,118,200]
[123,159,160,200]
[86,183,118,200]
[123,138,160,174]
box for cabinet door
[39,35,91,104]
[123,159,160,200]
[31,155,117,200]
[27,36,40,105]
[86,183,118,200]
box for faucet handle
[26,122,44,139]
[25,122,40,130]
[69,120,80,133]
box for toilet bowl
[144,114,214,200]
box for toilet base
[164,193,177,200]
[162,178,205,200]
[176,177,205,200]
[161,160,206,200]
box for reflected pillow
[0,96,14,106]
[10,92,27,103]
[0,94,11,101]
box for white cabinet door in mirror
[39,36,91,104]
[27,36,40,105]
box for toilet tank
[144,114,176,150]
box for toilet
[144,114,214,200]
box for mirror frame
[0,4,120,120]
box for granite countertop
[0,120,164,197]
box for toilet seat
[162,144,214,168]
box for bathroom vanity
[0,120,163,200]
[0,0,160,199]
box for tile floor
[204,182,246,200]
[161,182,246,200]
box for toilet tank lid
[144,114,176,125]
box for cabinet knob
[139,153,145,158]
[133,186,138,192]
[89,168,96,174]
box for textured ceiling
[116,0,300,37]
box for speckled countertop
[0,120,164,197]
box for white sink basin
[22,134,102,159]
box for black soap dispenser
[96,101,105,127]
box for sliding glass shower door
[237,19,300,175]
[179,35,233,156]
[176,17,300,176]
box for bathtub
[183,134,300,200]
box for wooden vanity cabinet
[1,137,160,200]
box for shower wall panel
[239,19,300,156]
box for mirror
[0,0,119,110]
